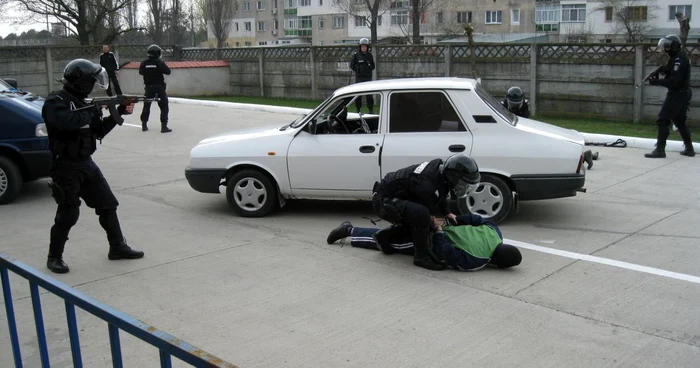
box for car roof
[333,77,478,95]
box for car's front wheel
[0,156,23,205]
[226,169,277,217]
[457,174,513,224]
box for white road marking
[505,238,700,285]
[123,123,141,128]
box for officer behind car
[645,34,694,158]
[139,44,172,133]
[42,58,145,274]
[349,38,375,114]
[99,44,122,96]
[371,153,481,271]
[501,86,530,118]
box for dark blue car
[0,82,52,204]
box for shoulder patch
[414,161,429,174]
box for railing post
[160,350,173,368]
[259,48,265,97]
[529,43,538,117]
[633,44,644,123]
[45,46,53,95]
[64,301,83,368]
[108,324,124,368]
[310,46,318,100]
[1,268,23,368]
[30,282,51,368]
[444,44,452,77]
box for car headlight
[35,123,48,137]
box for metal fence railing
[0,253,238,368]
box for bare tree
[13,0,140,45]
[147,0,167,44]
[333,0,392,44]
[392,0,434,43]
[595,0,658,43]
[164,0,188,45]
[203,0,233,48]
[675,12,690,46]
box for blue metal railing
[0,253,238,368]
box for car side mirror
[309,120,317,134]
[4,78,18,89]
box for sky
[0,5,58,38]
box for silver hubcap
[0,167,7,197]
[465,182,503,218]
[233,177,267,212]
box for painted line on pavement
[505,238,700,285]
[123,123,141,128]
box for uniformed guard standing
[139,44,172,133]
[646,34,694,158]
[501,86,531,118]
[349,38,375,114]
[370,154,481,271]
[43,58,145,274]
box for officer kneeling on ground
[368,153,481,271]
[327,213,522,271]
[501,86,530,118]
[645,34,694,158]
[43,58,145,274]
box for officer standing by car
[371,153,481,271]
[42,58,145,274]
[349,38,375,114]
[139,44,172,133]
[645,34,694,158]
[99,44,122,96]
[501,86,530,118]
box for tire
[226,169,278,217]
[0,156,23,205]
[457,174,513,224]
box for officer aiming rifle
[86,94,160,126]
[636,65,665,89]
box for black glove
[649,78,659,85]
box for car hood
[195,124,290,146]
[515,117,585,146]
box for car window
[388,91,467,133]
[474,83,517,126]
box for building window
[536,23,559,31]
[300,0,310,6]
[300,15,312,28]
[332,15,345,28]
[626,6,647,21]
[485,10,502,24]
[604,6,613,21]
[391,10,409,25]
[286,17,298,29]
[244,1,250,11]
[235,22,239,31]
[258,21,266,31]
[319,0,323,5]
[457,11,472,24]
[274,20,279,29]
[377,15,383,26]
[259,41,268,45]
[257,1,265,10]
[355,15,366,27]
[286,0,296,7]
[245,22,252,31]
[319,18,324,28]
[245,41,252,46]
[273,0,278,8]
[437,12,443,24]
[536,4,560,23]
[511,9,520,24]
[562,4,586,22]
[391,0,408,9]
[669,5,692,20]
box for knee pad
[56,206,80,227]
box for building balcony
[284,8,297,15]
[284,28,312,37]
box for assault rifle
[636,65,664,88]
[85,94,160,125]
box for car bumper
[511,173,586,201]
[184,167,226,194]
[20,150,53,180]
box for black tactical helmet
[506,86,524,110]
[147,44,162,59]
[359,38,370,45]
[442,154,480,198]
[657,34,682,56]
[61,58,109,95]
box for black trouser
[48,157,123,259]
[354,77,373,111]
[105,72,122,96]
[656,89,692,151]
[372,193,432,260]
[140,84,169,125]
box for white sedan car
[185,78,587,223]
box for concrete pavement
[1,103,699,367]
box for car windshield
[290,95,348,128]
[475,83,517,126]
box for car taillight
[35,123,48,137]
[576,154,584,173]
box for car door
[379,90,474,177]
[286,92,384,198]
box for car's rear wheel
[226,169,277,217]
[457,174,513,224]
[0,156,23,205]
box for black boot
[644,149,666,158]
[108,238,145,260]
[372,226,396,255]
[47,257,70,274]
[680,142,695,157]
[327,221,353,244]
[161,123,172,133]
[142,121,148,131]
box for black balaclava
[490,243,522,268]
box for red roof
[121,60,229,69]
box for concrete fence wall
[1,43,698,124]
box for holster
[48,179,65,205]
[378,197,408,225]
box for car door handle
[359,145,376,153]
[449,144,465,152]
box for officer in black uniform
[501,86,530,118]
[646,34,694,158]
[43,58,145,274]
[371,153,481,271]
[349,38,375,113]
[139,44,172,133]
